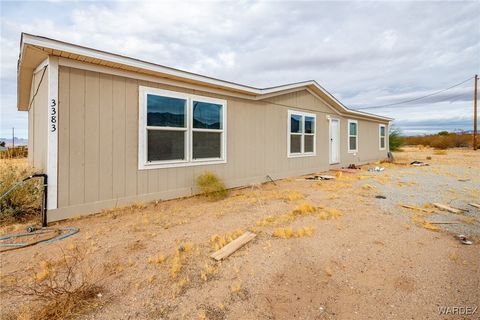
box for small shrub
[196,171,228,200]
[0,159,42,225]
[389,127,404,151]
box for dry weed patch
[256,202,318,226]
[272,226,314,238]
[170,243,194,279]
[200,263,218,282]
[0,159,42,224]
[411,214,439,232]
[281,191,304,201]
[317,208,342,220]
[3,247,103,320]
[147,253,166,266]
[210,229,244,251]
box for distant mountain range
[0,137,28,147]
[148,112,220,129]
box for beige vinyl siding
[51,66,388,221]
[28,67,49,171]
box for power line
[355,76,474,110]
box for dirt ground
[1,147,479,319]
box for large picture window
[139,87,226,169]
[379,124,386,150]
[348,120,358,153]
[287,110,316,157]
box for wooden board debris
[426,221,461,224]
[469,203,480,209]
[432,203,462,214]
[331,168,359,173]
[401,204,431,213]
[211,232,256,261]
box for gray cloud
[1,0,479,138]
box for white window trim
[287,110,316,158]
[379,124,386,150]
[138,86,227,170]
[347,119,358,153]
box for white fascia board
[22,33,259,95]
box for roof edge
[18,33,393,122]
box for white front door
[329,119,340,164]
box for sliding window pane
[147,130,185,161]
[381,137,385,148]
[304,135,314,152]
[305,116,315,134]
[193,131,221,159]
[290,135,301,153]
[349,122,357,136]
[193,101,223,129]
[380,126,385,137]
[290,115,302,133]
[147,94,186,127]
[349,136,357,150]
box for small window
[139,87,227,169]
[379,124,386,150]
[348,120,358,153]
[288,110,316,157]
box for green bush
[196,171,228,201]
[389,127,404,151]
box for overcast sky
[1,0,479,138]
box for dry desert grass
[0,148,479,319]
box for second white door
[329,119,340,164]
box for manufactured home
[17,33,392,222]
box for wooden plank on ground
[432,203,462,214]
[427,221,461,224]
[401,205,431,213]
[469,203,480,209]
[331,168,359,173]
[211,232,256,261]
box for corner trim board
[47,56,58,210]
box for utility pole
[12,127,15,148]
[474,74,478,151]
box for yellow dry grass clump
[272,226,314,239]
[256,203,317,226]
[170,243,193,279]
[0,158,42,224]
[200,263,218,282]
[282,191,304,201]
[411,214,439,232]
[147,253,166,266]
[230,281,242,293]
[210,229,244,251]
[317,208,342,220]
